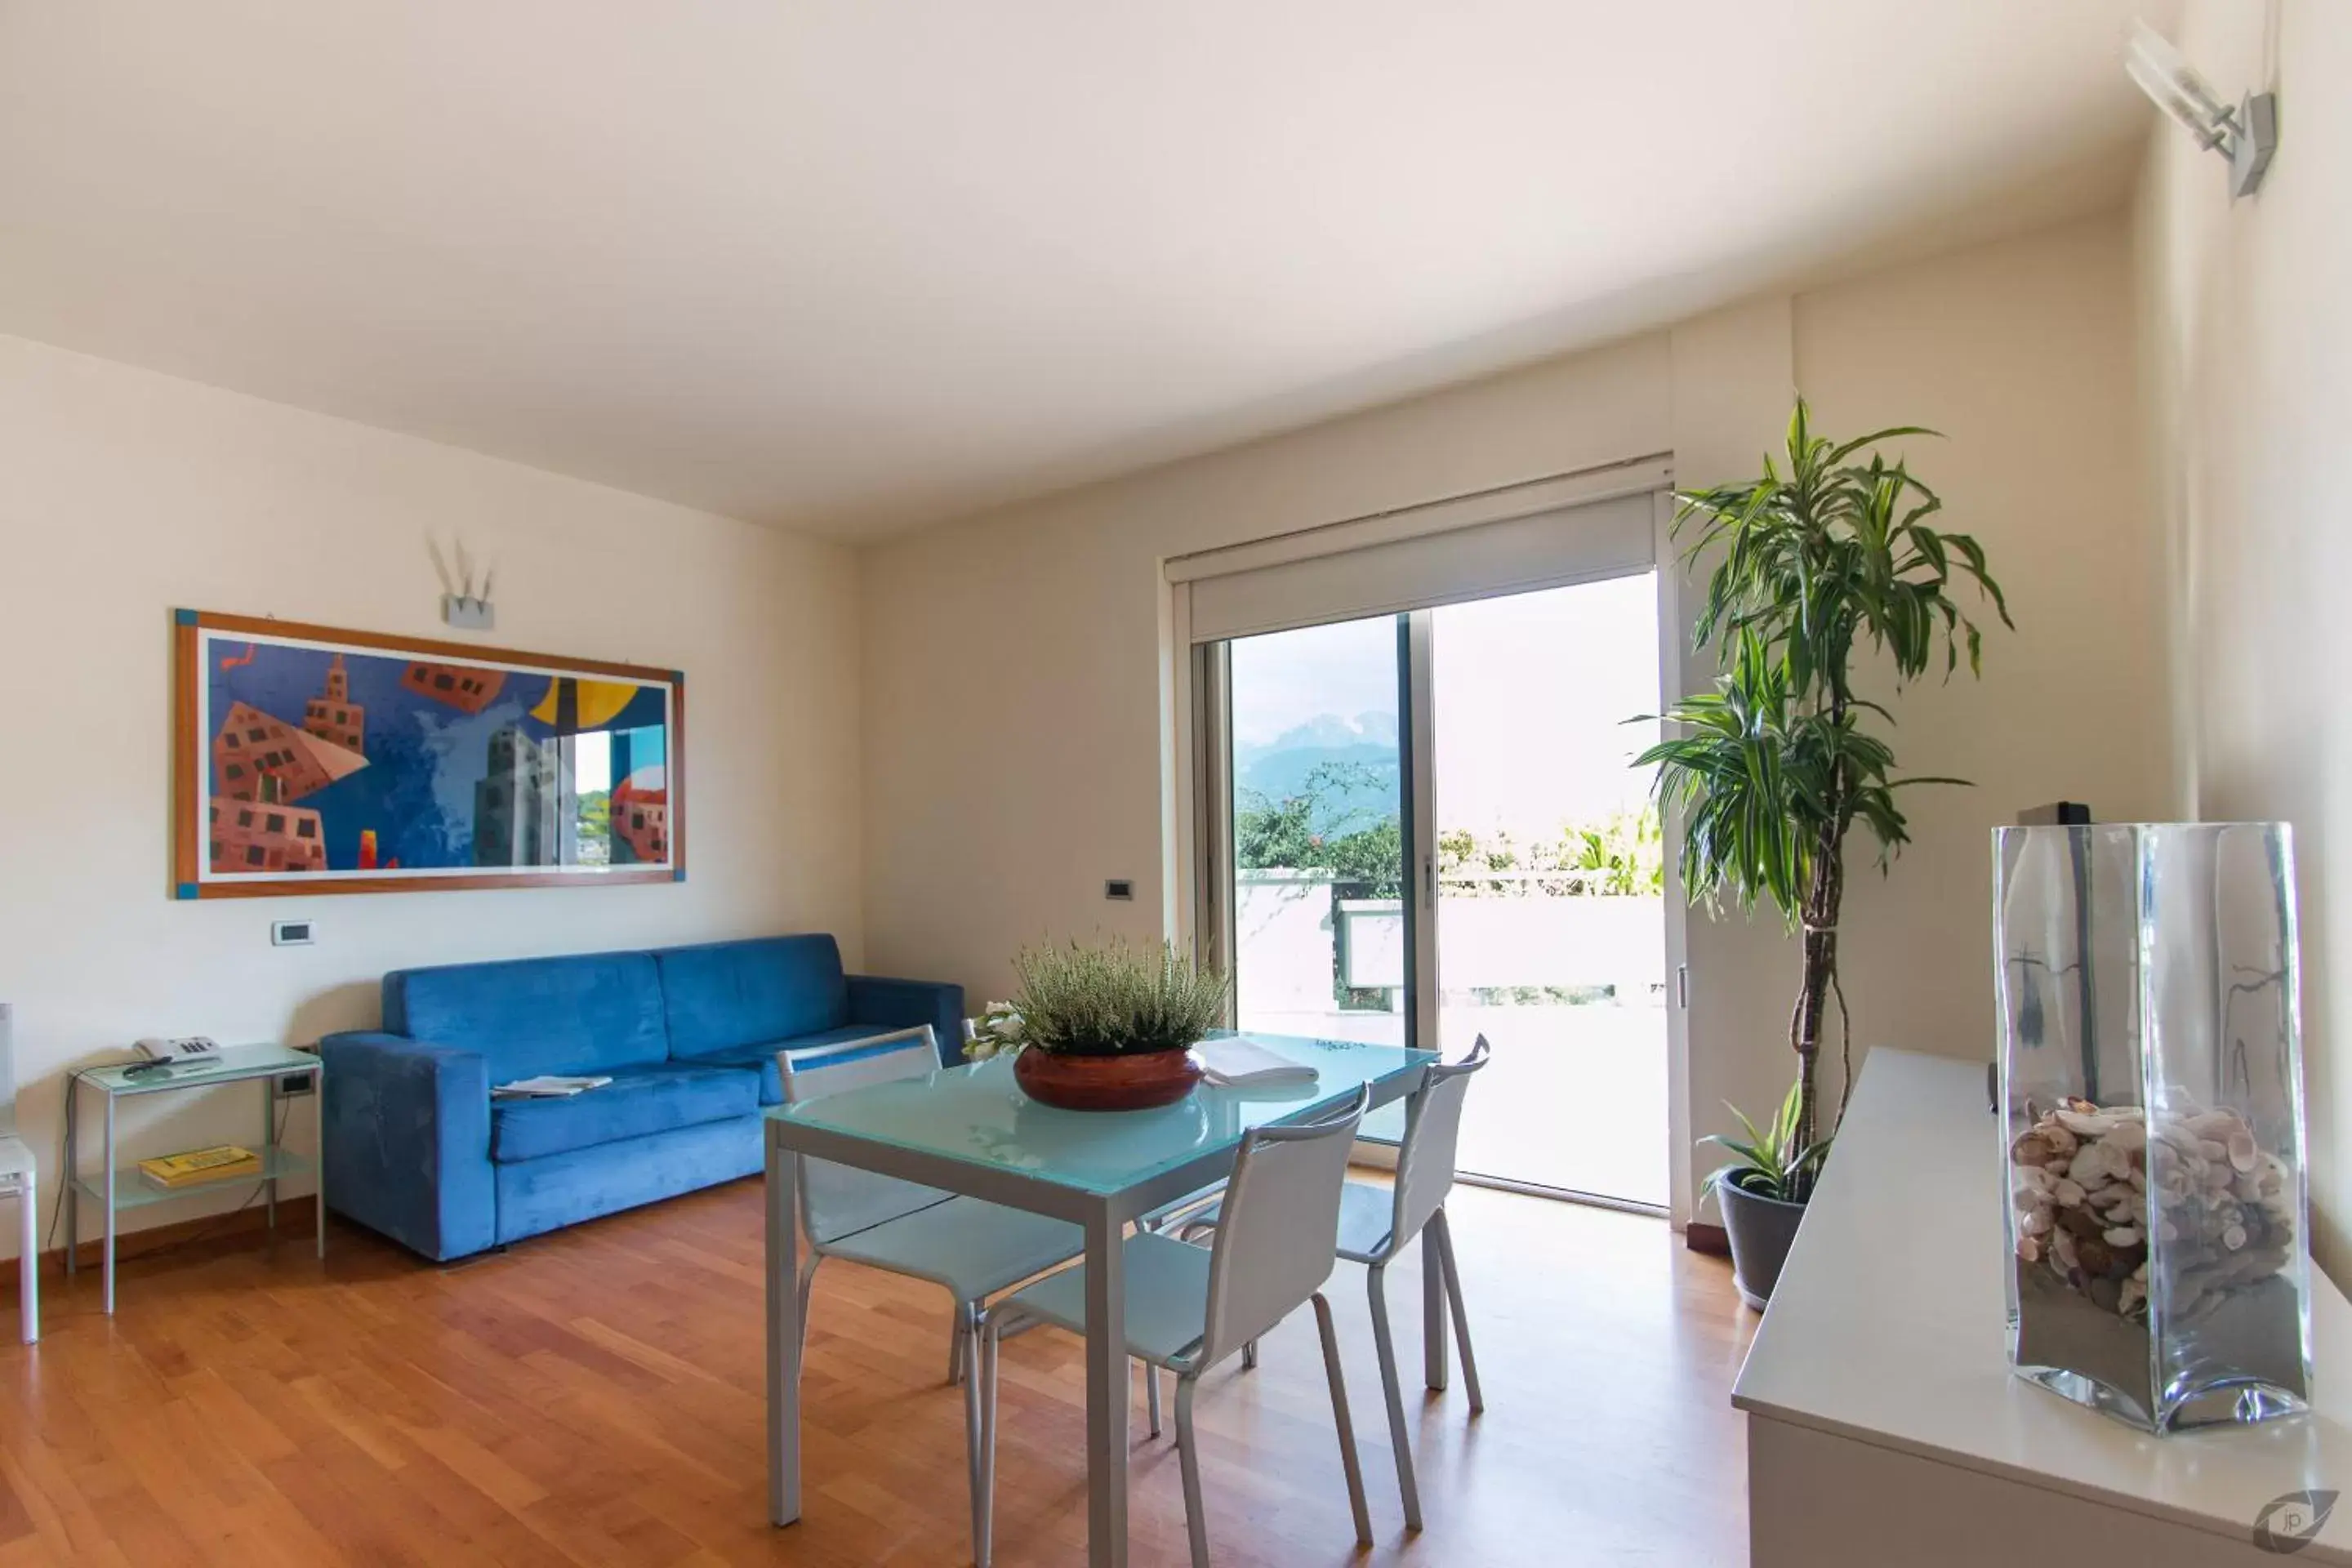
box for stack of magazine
[139,1144,262,1189]
[491,1075,614,1099]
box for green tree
[1234,761,1403,897]
[1436,808,1662,898]
[575,789,611,864]
[1638,400,2009,1185]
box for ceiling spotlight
[2126,20,2278,199]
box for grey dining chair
[1184,1036,1490,1530]
[0,1004,35,1343]
[777,1027,1084,1559]
[975,1085,1375,1568]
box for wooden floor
[0,1178,1755,1566]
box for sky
[1227,572,1661,836]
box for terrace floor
[1240,1000,1671,1207]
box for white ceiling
[0,2,2168,539]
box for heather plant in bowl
[995,938,1229,1110]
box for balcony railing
[1236,867,1663,1008]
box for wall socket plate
[1104,879,1134,901]
[271,919,315,947]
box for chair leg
[1242,1339,1258,1370]
[961,1305,986,1559]
[1365,1262,1423,1530]
[951,1314,968,1386]
[1312,1291,1374,1547]
[1145,1361,1162,1439]
[978,1316,1006,1568]
[1174,1374,1211,1568]
[1431,1209,1484,1414]
[796,1255,820,1362]
[18,1180,35,1346]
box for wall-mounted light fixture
[2127,20,2278,200]
[428,536,497,631]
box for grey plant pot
[1717,1179,1808,1310]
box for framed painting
[172,610,684,898]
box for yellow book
[138,1145,264,1189]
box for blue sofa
[319,935,963,1261]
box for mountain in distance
[1241,710,1397,757]
[1236,710,1400,831]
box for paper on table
[1196,1037,1319,1088]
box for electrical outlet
[1104,879,1134,902]
[278,1073,314,1097]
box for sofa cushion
[680,1024,938,1107]
[387,951,670,1083]
[489,1062,761,1164]
[495,1116,764,1245]
[654,936,849,1061]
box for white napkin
[1196,1037,1319,1088]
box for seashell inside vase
[2009,1094,2306,1430]
[2011,1098,2294,1325]
[1013,1045,1204,1111]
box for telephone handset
[135,1036,222,1061]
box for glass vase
[1993,822,2310,1432]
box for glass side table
[65,1043,324,1312]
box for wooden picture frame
[172,609,685,899]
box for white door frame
[1404,609,1440,1054]
[1652,488,1695,1230]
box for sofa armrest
[318,1031,497,1262]
[845,975,966,1067]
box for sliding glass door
[1193,556,1669,1209]
[1428,577,1666,1206]
[1220,612,1412,1049]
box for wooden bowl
[1013,1046,1203,1111]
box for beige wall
[1788,216,2172,1095]
[2137,1,2352,1274]
[863,212,2166,1223]
[859,329,1673,979]
[0,333,865,1257]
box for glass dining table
[764,1031,1439,1568]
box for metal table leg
[1414,1067,1449,1393]
[1424,1230,1449,1391]
[313,1066,327,1260]
[264,1075,278,1237]
[101,1089,116,1315]
[767,1120,803,1527]
[19,1168,38,1344]
[1082,1200,1129,1568]
[62,1077,76,1281]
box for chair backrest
[1391,1036,1491,1248]
[0,1003,15,1138]
[1199,1085,1370,1365]
[778,1027,950,1245]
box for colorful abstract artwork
[173,612,684,898]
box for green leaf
[1644,398,2009,1149]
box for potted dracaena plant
[1639,400,2011,1308]
[966,936,1231,1111]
